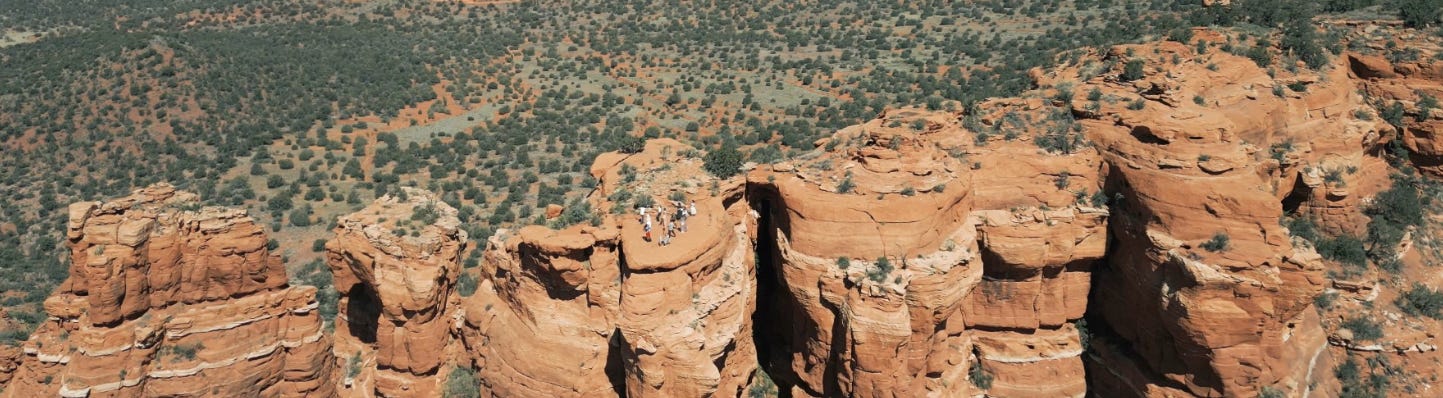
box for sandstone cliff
[459,139,758,397]
[328,187,469,397]
[4,22,1443,398]
[0,183,335,397]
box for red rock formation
[741,105,1113,397]
[6,24,1441,398]
[461,139,758,397]
[327,188,468,397]
[1056,35,1343,396]
[1,183,335,398]
[461,226,624,397]
[1350,47,1443,177]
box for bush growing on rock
[443,366,481,398]
[704,143,744,179]
[1316,234,1367,268]
[457,273,479,298]
[1121,59,1146,82]
[1341,316,1383,341]
[1201,233,1230,252]
[1365,174,1425,266]
[836,175,856,194]
[969,358,993,389]
[1396,283,1443,319]
[867,257,893,282]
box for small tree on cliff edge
[704,143,744,179]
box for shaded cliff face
[327,187,470,397]
[1,184,335,398]
[1057,37,1340,395]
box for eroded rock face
[8,25,1441,398]
[1058,34,1343,396]
[461,139,758,397]
[1351,51,1443,177]
[2,183,335,398]
[746,107,1109,398]
[327,187,468,397]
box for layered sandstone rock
[327,187,468,397]
[7,24,1442,398]
[460,139,758,397]
[1,183,335,398]
[747,108,1108,397]
[1057,34,1340,396]
[1349,45,1443,177]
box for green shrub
[617,136,645,154]
[1396,0,1443,28]
[1121,59,1146,82]
[704,144,744,179]
[867,257,893,282]
[443,366,480,398]
[1341,316,1383,341]
[1314,291,1337,310]
[836,257,850,270]
[457,273,479,298]
[1335,356,1392,397]
[411,202,440,225]
[347,352,362,378]
[1317,234,1367,268]
[1366,175,1425,265]
[969,358,993,389]
[836,175,855,194]
[1201,233,1230,252]
[747,368,778,398]
[1396,283,1443,319]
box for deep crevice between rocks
[748,194,792,398]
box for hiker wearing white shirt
[689,201,697,216]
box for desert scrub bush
[1396,283,1443,319]
[443,366,480,398]
[1121,59,1146,82]
[836,174,855,194]
[835,257,850,270]
[1053,171,1071,189]
[969,357,993,389]
[704,143,743,179]
[867,257,893,282]
[1366,174,1426,266]
[411,202,439,225]
[1201,233,1230,252]
[1341,316,1383,341]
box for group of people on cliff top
[640,199,697,246]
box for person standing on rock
[689,200,697,217]
[676,205,688,233]
[643,208,653,242]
